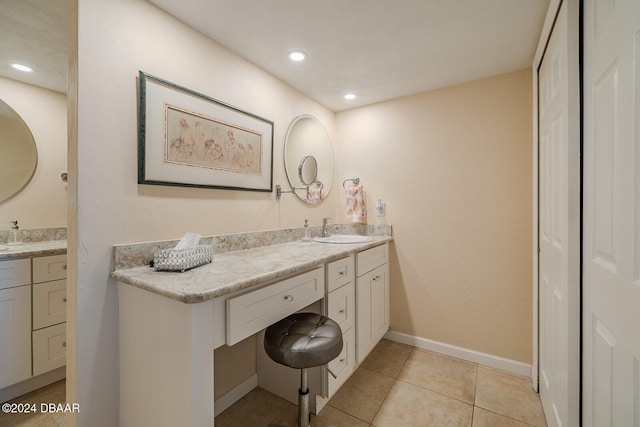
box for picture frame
[138,71,274,192]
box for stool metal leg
[298,368,310,427]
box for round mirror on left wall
[0,99,38,203]
[283,115,334,204]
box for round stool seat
[264,312,343,369]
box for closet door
[583,0,640,424]
[537,1,581,426]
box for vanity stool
[264,312,343,427]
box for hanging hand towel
[346,184,367,223]
[306,186,322,204]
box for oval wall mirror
[0,99,38,203]
[283,115,334,203]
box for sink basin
[312,235,374,244]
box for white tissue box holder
[153,245,214,272]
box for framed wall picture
[138,71,274,192]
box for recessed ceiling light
[344,93,356,100]
[11,63,33,73]
[289,51,306,62]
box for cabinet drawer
[32,322,66,376]
[327,281,354,333]
[227,267,324,346]
[356,243,388,276]
[327,255,354,292]
[0,258,31,290]
[327,327,355,396]
[33,255,67,284]
[33,279,67,330]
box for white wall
[72,0,335,424]
[0,77,67,228]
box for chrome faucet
[321,217,332,237]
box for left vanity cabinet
[0,259,32,388]
[0,254,67,390]
[32,255,67,376]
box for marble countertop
[0,240,67,260]
[111,236,392,304]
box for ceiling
[0,0,549,111]
[0,0,67,94]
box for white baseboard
[384,330,532,378]
[213,374,258,417]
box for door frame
[532,0,562,393]
[531,0,581,412]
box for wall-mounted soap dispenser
[8,220,23,245]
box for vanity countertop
[111,236,392,304]
[0,240,67,260]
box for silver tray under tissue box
[153,245,214,272]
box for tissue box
[153,245,214,272]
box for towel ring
[342,177,360,189]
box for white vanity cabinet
[0,254,67,392]
[0,259,32,389]
[355,243,390,363]
[32,255,67,376]
[114,236,393,427]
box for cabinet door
[356,263,389,363]
[0,285,31,388]
[32,323,66,376]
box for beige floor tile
[0,412,60,427]
[263,401,299,427]
[361,339,413,378]
[0,380,66,427]
[372,380,473,427]
[38,381,65,405]
[214,387,294,427]
[328,367,394,423]
[51,412,69,427]
[475,366,547,427]
[397,348,477,404]
[268,403,371,427]
[472,407,534,427]
[313,405,370,427]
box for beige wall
[335,69,533,363]
[72,0,335,425]
[0,77,67,228]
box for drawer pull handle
[339,309,345,314]
[326,365,338,379]
[63,297,67,303]
[340,358,346,363]
[63,265,68,270]
[63,342,67,348]
[338,271,345,276]
[373,275,381,281]
[283,294,294,302]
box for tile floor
[0,340,548,426]
[0,380,66,427]
[215,339,548,427]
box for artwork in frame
[138,71,274,192]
